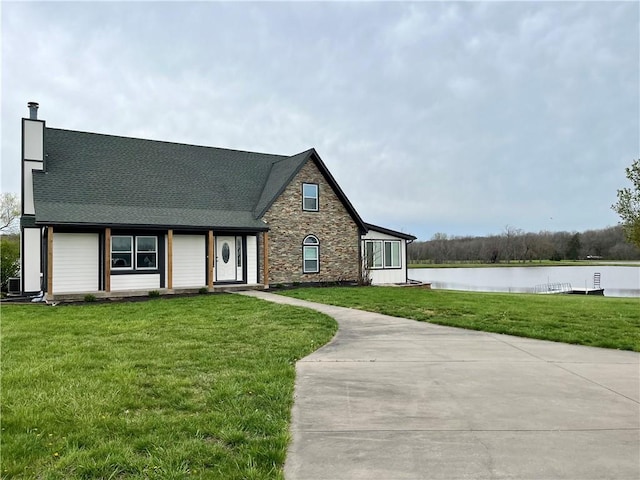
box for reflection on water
[408,265,640,298]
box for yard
[3,287,638,479]
[279,287,640,351]
[0,294,337,479]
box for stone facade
[262,159,361,285]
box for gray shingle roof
[32,128,364,231]
[364,223,417,241]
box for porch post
[208,231,214,289]
[167,229,173,290]
[263,232,269,288]
[104,228,111,292]
[46,226,53,299]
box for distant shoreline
[408,261,640,269]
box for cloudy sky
[2,1,638,241]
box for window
[365,240,401,269]
[302,183,319,211]
[365,241,383,269]
[111,235,158,271]
[384,241,401,268]
[303,235,319,273]
[136,236,157,269]
[112,236,133,269]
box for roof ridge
[270,148,315,164]
[46,127,290,158]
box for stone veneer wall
[262,159,361,285]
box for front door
[216,236,237,282]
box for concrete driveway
[239,291,640,480]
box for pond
[408,265,640,298]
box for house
[19,102,416,299]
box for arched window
[303,235,319,273]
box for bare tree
[501,225,523,263]
[407,225,640,264]
[430,233,450,264]
[0,193,20,234]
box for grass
[279,287,640,352]
[0,294,337,479]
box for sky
[2,1,638,241]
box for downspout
[406,238,415,284]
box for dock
[566,288,605,296]
[534,273,604,296]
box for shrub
[83,294,96,303]
[148,290,161,298]
[198,287,208,294]
[1,235,20,292]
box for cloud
[2,1,638,240]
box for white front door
[216,236,237,282]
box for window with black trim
[302,183,319,211]
[136,236,158,269]
[303,235,319,273]
[365,240,401,269]
[112,236,133,269]
[111,235,158,271]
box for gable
[259,150,366,231]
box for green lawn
[0,294,337,479]
[279,287,640,351]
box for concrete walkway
[239,291,640,480]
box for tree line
[408,225,640,264]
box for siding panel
[173,234,206,288]
[23,120,44,161]
[52,233,99,293]
[367,267,406,285]
[22,228,42,292]
[111,274,160,291]
[247,235,258,284]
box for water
[408,265,640,298]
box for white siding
[367,266,406,285]
[173,234,206,288]
[361,230,404,241]
[23,161,43,215]
[111,274,160,291]
[23,120,44,161]
[246,235,258,284]
[22,228,42,292]
[52,233,99,293]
